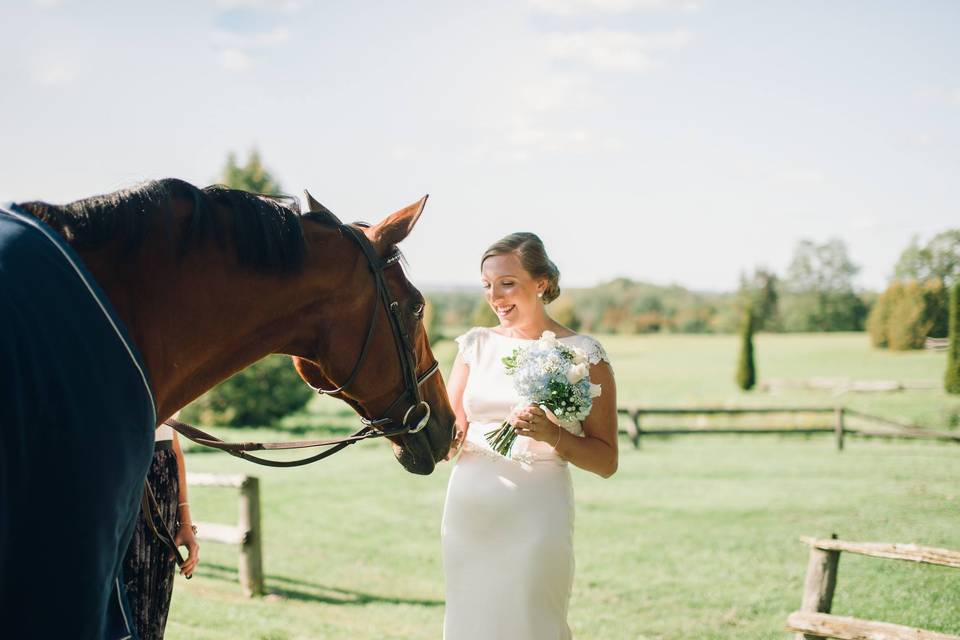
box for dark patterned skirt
[122,442,180,640]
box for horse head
[292,192,455,475]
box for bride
[442,232,618,639]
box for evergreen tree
[946,281,960,394]
[181,150,312,426]
[781,238,867,331]
[736,306,756,391]
[737,267,780,331]
[220,149,283,195]
[894,230,960,285]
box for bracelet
[178,502,189,508]
[553,427,562,449]
[177,521,199,535]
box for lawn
[168,333,960,639]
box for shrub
[550,295,582,331]
[866,289,891,348]
[735,306,756,391]
[180,355,314,427]
[869,280,948,350]
[946,282,960,394]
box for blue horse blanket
[0,203,156,639]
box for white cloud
[31,0,64,7]
[218,48,253,71]
[212,27,289,70]
[212,27,290,49]
[530,0,700,15]
[519,72,604,112]
[914,87,960,106]
[542,28,691,71]
[212,0,306,12]
[850,214,880,232]
[471,125,622,160]
[496,118,624,157]
[32,61,77,86]
[770,168,828,187]
[466,67,621,158]
[390,146,419,161]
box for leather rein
[164,214,439,468]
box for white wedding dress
[441,327,610,640]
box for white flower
[538,330,558,349]
[589,383,602,398]
[571,347,588,365]
[566,362,589,384]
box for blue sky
[1,0,957,292]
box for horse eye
[414,303,425,319]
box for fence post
[796,534,840,640]
[238,476,264,597]
[631,410,642,449]
[834,407,845,451]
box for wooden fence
[787,535,960,640]
[616,406,960,449]
[187,472,264,597]
[759,378,940,392]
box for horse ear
[303,189,334,216]
[369,194,429,253]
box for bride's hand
[445,425,467,461]
[513,405,561,445]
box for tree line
[184,150,960,426]
[425,232,960,351]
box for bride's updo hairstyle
[481,232,561,304]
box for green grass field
[169,333,960,639]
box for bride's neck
[502,307,555,340]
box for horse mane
[17,178,308,273]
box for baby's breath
[485,332,599,458]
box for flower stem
[484,421,517,457]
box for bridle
[165,209,441,468]
[307,222,439,435]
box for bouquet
[485,331,602,458]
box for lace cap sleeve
[579,336,611,365]
[454,327,485,367]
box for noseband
[165,212,440,467]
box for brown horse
[0,178,453,637]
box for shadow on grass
[196,561,444,607]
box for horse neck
[76,216,366,423]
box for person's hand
[175,522,200,578]
[512,404,561,445]
[445,425,467,461]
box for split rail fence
[187,472,264,597]
[788,535,960,640]
[616,406,960,449]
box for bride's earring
[537,292,543,299]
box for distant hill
[425,277,741,336]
